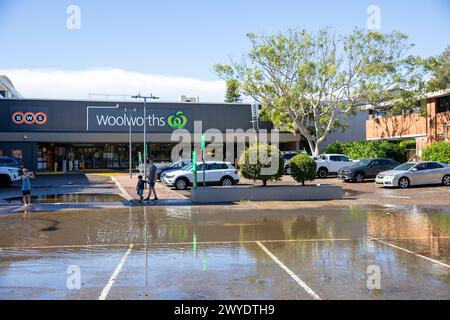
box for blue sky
[0,0,449,100]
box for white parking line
[256,241,321,300]
[99,244,134,300]
[384,195,412,199]
[111,176,133,201]
[372,238,450,269]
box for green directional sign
[201,134,206,151]
[192,150,197,187]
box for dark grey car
[338,158,399,183]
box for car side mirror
[411,168,418,172]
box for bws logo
[167,111,187,129]
[12,112,48,125]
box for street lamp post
[124,107,137,180]
[131,93,159,180]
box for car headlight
[8,169,18,173]
[165,174,175,179]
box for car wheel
[443,175,450,186]
[0,175,12,188]
[175,178,189,190]
[317,168,328,179]
[355,173,365,183]
[221,177,233,187]
[398,177,410,189]
[285,165,291,176]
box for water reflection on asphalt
[0,205,449,300]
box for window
[0,91,6,98]
[208,163,229,170]
[437,96,450,113]
[415,163,427,171]
[380,159,394,165]
[283,153,297,161]
[330,156,341,162]
[0,159,16,166]
[426,162,443,170]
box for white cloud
[0,68,228,102]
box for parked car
[0,157,25,169]
[157,159,191,181]
[0,166,21,187]
[376,161,450,189]
[315,154,354,178]
[162,161,240,190]
[338,158,399,183]
[282,152,298,175]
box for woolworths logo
[167,111,187,129]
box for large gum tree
[215,28,426,156]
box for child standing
[21,169,35,207]
[136,175,147,202]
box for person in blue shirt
[21,168,35,207]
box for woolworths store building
[0,98,301,171]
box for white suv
[162,161,240,190]
[0,166,21,187]
[315,154,353,178]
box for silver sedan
[376,161,450,189]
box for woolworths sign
[86,105,190,132]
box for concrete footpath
[112,175,188,201]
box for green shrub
[423,142,450,164]
[290,154,317,186]
[325,141,407,163]
[324,142,348,155]
[239,144,285,186]
[399,140,417,150]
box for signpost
[201,134,206,187]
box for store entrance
[36,143,176,171]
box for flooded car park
[0,205,449,300]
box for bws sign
[87,105,191,132]
[12,112,48,125]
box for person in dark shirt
[145,159,159,201]
[136,175,147,201]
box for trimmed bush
[423,142,450,164]
[290,154,317,186]
[324,141,407,163]
[399,140,417,150]
[239,144,285,186]
[324,142,348,155]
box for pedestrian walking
[21,168,35,207]
[145,159,159,201]
[136,175,147,202]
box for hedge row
[423,142,450,164]
[324,141,408,163]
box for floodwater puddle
[5,193,125,204]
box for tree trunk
[263,180,267,187]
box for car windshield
[180,164,193,171]
[393,163,416,171]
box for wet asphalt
[0,205,449,300]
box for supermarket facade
[0,98,306,171]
